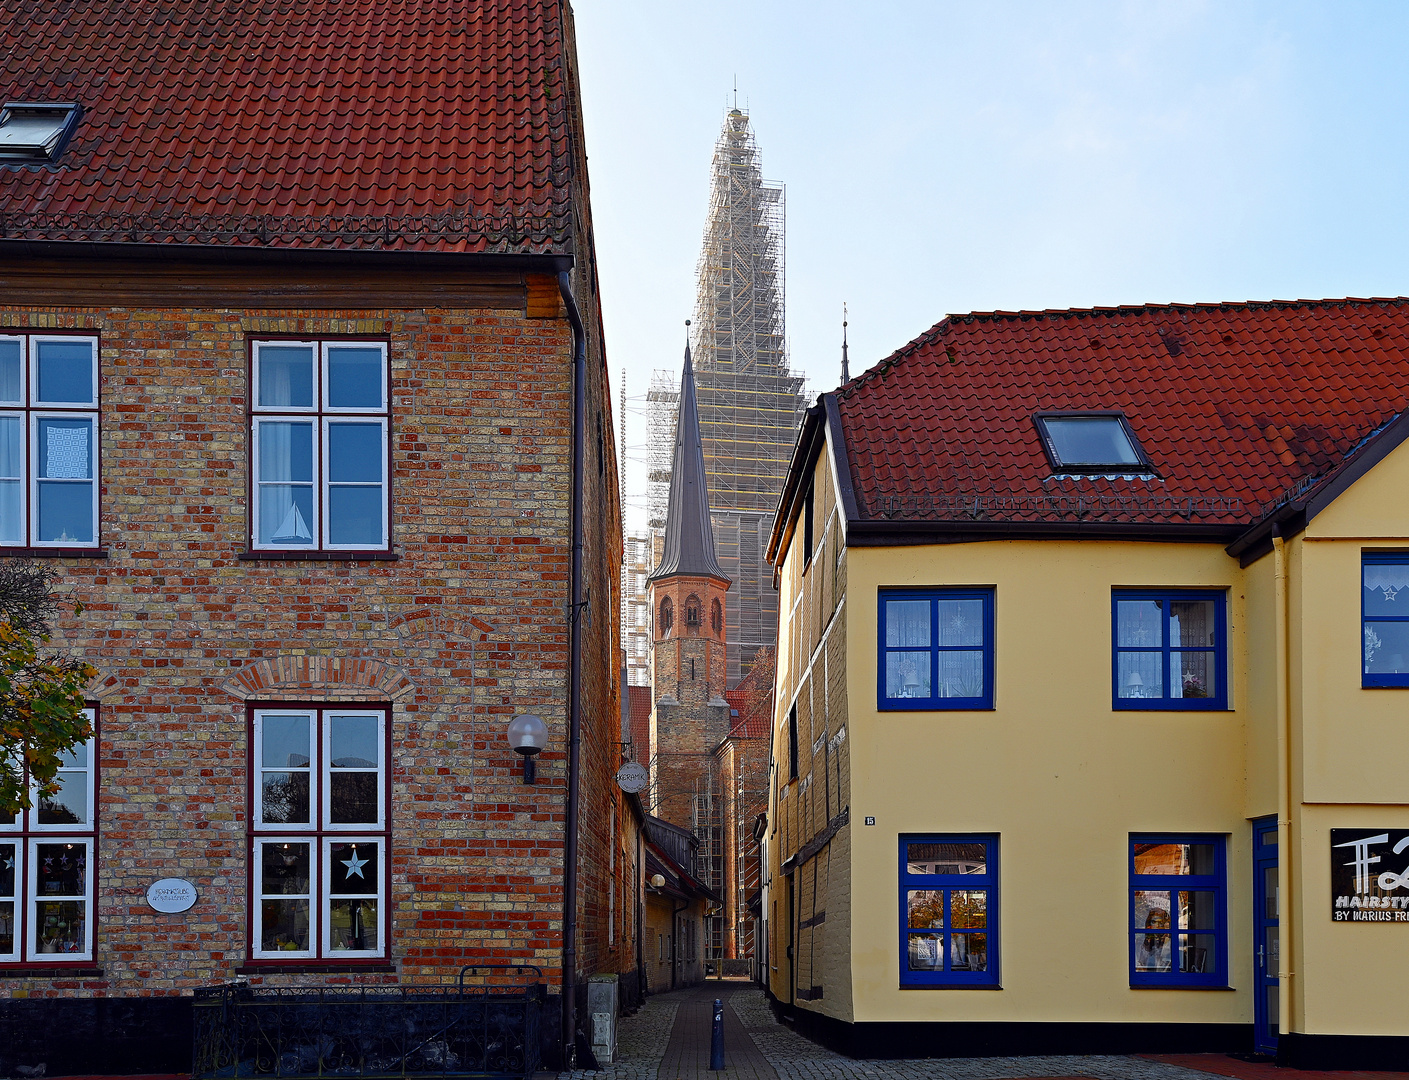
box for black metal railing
[192,966,543,1079]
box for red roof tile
[0,0,573,253]
[836,298,1409,528]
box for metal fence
[192,966,543,1079]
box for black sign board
[1331,829,1409,922]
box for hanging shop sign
[146,877,199,914]
[615,761,649,794]
[1331,829,1409,922]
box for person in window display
[1137,907,1173,971]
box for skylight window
[0,102,82,163]
[1034,412,1154,474]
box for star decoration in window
[341,850,368,879]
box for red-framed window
[247,704,390,963]
[0,334,101,549]
[1,706,97,965]
[248,339,391,554]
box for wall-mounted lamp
[650,874,666,889]
[507,713,548,784]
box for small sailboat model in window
[271,502,312,545]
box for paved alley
[561,981,1409,1080]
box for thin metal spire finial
[841,303,850,384]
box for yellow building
[761,299,1409,1068]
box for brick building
[0,0,637,1072]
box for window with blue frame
[1129,836,1226,987]
[1113,590,1226,709]
[899,835,998,987]
[1362,554,1409,686]
[878,589,994,709]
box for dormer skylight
[0,102,82,164]
[1034,412,1155,475]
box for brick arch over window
[684,593,702,630]
[659,595,674,635]
[710,598,723,635]
[220,655,414,702]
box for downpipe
[1273,527,1293,1042]
[558,271,587,1069]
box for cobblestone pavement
[560,981,1227,1080]
[728,987,1217,1080]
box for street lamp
[506,713,548,784]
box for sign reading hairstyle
[146,877,199,914]
[1331,829,1409,922]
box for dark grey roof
[649,344,730,585]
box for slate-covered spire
[649,342,731,584]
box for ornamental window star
[342,848,368,879]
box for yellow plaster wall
[845,541,1256,1025]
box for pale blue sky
[574,2,1409,529]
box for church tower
[647,342,731,830]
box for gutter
[557,270,587,1069]
[1273,526,1294,1044]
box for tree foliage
[0,561,96,817]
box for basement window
[1034,412,1154,475]
[0,103,82,164]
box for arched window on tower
[685,594,702,630]
[659,596,673,635]
[710,598,723,634]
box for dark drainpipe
[556,271,588,1069]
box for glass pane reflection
[950,932,987,971]
[905,890,944,929]
[1134,843,1215,875]
[907,843,987,876]
[907,933,942,971]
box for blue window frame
[1112,590,1226,710]
[1362,553,1409,686]
[1129,835,1226,987]
[878,589,994,710]
[899,835,998,987]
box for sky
[573,1,1409,532]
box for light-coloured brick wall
[0,293,625,1000]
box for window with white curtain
[1363,554,1409,685]
[250,340,389,551]
[0,335,100,548]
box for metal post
[710,998,725,1070]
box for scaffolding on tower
[647,107,806,687]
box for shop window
[1362,554,1409,685]
[0,707,97,965]
[899,834,998,987]
[250,706,389,961]
[1113,590,1227,709]
[878,589,994,710]
[1130,836,1226,987]
[0,334,100,549]
[250,340,390,552]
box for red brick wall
[0,292,622,999]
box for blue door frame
[1252,816,1279,1056]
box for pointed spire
[649,331,730,585]
[841,302,850,385]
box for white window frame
[0,711,96,966]
[27,836,94,963]
[321,711,386,831]
[253,709,317,832]
[251,704,389,962]
[250,340,389,553]
[0,839,20,963]
[321,835,385,958]
[0,335,100,549]
[252,837,318,960]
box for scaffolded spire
[649,341,730,584]
[842,303,851,385]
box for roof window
[1034,412,1154,474]
[0,102,82,163]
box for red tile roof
[0,0,574,253]
[726,647,773,739]
[835,298,1409,530]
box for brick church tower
[648,343,731,830]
